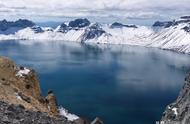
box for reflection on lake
[0,40,190,124]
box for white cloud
[0,0,189,21]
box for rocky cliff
[159,73,190,124]
[0,56,103,124]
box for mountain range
[0,17,190,54]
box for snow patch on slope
[16,67,30,77]
[59,107,79,121]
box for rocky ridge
[158,73,190,124]
[0,56,103,124]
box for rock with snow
[30,26,44,33]
[59,107,79,121]
[159,73,190,124]
[91,117,104,124]
[0,56,104,124]
[56,23,70,33]
[69,18,90,29]
[16,67,30,77]
[182,26,190,32]
[81,23,106,41]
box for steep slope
[148,18,190,54]
[0,56,103,124]
[158,73,190,124]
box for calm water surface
[0,40,190,124]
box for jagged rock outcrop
[81,23,106,41]
[46,90,59,115]
[158,73,190,124]
[0,56,58,116]
[0,56,104,124]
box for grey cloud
[0,0,189,21]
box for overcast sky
[0,0,189,22]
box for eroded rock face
[0,56,58,116]
[0,56,103,124]
[46,90,59,115]
[159,73,190,124]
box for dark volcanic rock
[69,18,90,29]
[110,22,137,28]
[81,23,106,41]
[0,19,35,31]
[159,73,190,124]
[0,101,69,124]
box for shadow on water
[0,40,190,124]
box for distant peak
[110,22,137,29]
[0,19,35,32]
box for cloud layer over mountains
[0,0,189,20]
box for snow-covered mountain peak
[81,23,108,42]
[55,18,91,33]
[68,18,90,29]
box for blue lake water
[0,40,190,124]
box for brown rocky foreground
[0,56,103,124]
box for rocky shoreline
[0,56,103,124]
[158,73,190,124]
